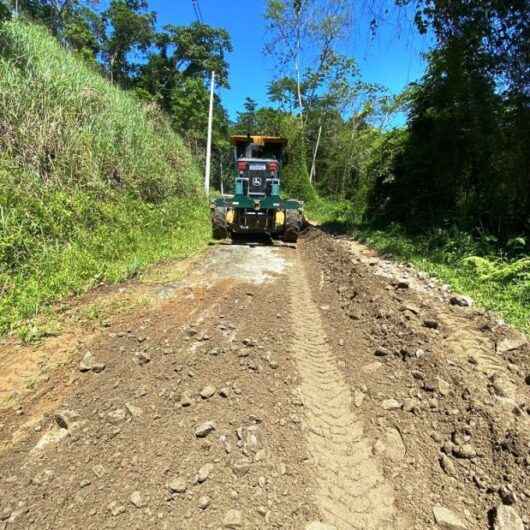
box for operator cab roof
[230,135,288,146]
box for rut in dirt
[288,253,402,530]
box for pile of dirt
[301,228,529,529]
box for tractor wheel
[212,206,228,240]
[283,209,301,243]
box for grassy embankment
[0,21,210,337]
[306,198,530,333]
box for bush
[0,21,208,335]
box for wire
[196,0,204,22]
[192,0,203,23]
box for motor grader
[211,135,304,242]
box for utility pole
[204,70,215,196]
[309,123,322,184]
[219,157,224,196]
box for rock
[125,403,143,418]
[453,444,477,459]
[432,504,467,529]
[54,409,81,430]
[499,486,517,505]
[382,399,402,411]
[180,392,193,407]
[195,421,216,438]
[397,280,409,289]
[403,398,418,413]
[107,409,127,425]
[168,478,187,493]
[79,352,106,373]
[129,491,146,508]
[439,454,457,477]
[437,378,451,397]
[198,496,210,510]
[449,295,472,307]
[269,358,279,369]
[424,319,439,329]
[223,509,243,528]
[497,334,527,354]
[494,504,523,530]
[219,387,229,398]
[306,523,337,530]
[375,347,391,357]
[361,361,382,373]
[238,425,264,454]
[491,375,516,400]
[197,463,213,483]
[401,304,420,315]
[200,385,216,399]
[382,427,406,462]
[108,501,126,516]
[32,469,55,485]
[231,458,251,477]
[134,351,151,365]
[92,464,106,478]
[353,390,365,408]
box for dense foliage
[1,0,233,182]
[367,0,530,238]
[0,21,210,334]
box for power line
[196,0,204,23]
[192,0,203,23]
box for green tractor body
[211,135,304,242]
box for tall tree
[264,0,351,119]
[102,0,155,85]
[137,22,232,112]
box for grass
[0,21,200,199]
[1,184,211,336]
[0,21,211,337]
[305,199,530,334]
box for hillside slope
[0,21,209,336]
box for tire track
[288,253,401,530]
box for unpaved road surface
[0,229,528,530]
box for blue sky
[149,0,434,122]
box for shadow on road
[209,233,298,249]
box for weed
[306,201,530,333]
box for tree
[137,22,232,112]
[264,0,351,119]
[102,0,155,85]
[0,1,11,20]
[399,0,530,96]
[14,1,104,60]
[234,97,258,135]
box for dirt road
[0,229,528,530]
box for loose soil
[0,228,528,530]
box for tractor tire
[283,209,301,243]
[212,206,228,240]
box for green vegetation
[3,0,233,187]
[359,226,530,334]
[0,20,209,335]
[279,0,529,333]
[306,201,530,333]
